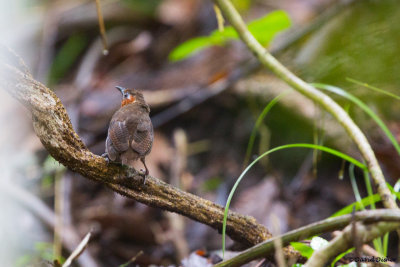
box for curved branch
[212,0,397,211]
[0,48,299,259]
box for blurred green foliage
[41,156,65,190]
[313,83,400,157]
[201,176,223,191]
[34,242,57,262]
[48,34,88,86]
[121,0,161,16]
[169,10,291,61]
[15,242,65,267]
[300,1,400,108]
[231,0,252,12]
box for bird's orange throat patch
[121,95,136,107]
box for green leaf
[169,36,221,62]
[247,10,291,45]
[386,182,400,201]
[169,10,291,61]
[290,242,314,259]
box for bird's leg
[140,157,149,184]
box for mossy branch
[0,48,300,259]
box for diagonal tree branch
[212,0,397,211]
[0,48,299,259]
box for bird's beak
[115,86,126,95]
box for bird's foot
[101,153,110,164]
[118,164,146,184]
[139,169,148,185]
[102,153,124,166]
[139,158,149,185]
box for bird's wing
[108,120,130,152]
[106,135,118,161]
[131,118,153,156]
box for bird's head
[116,86,149,111]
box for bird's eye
[124,93,129,98]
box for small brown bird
[103,86,154,182]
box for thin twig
[119,251,143,267]
[62,232,92,267]
[351,208,362,267]
[271,214,286,267]
[213,4,225,32]
[94,0,108,55]
[167,129,190,261]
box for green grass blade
[330,194,381,217]
[363,169,376,209]
[346,77,400,101]
[331,247,354,267]
[243,91,290,168]
[222,143,367,258]
[349,164,364,209]
[312,83,400,157]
